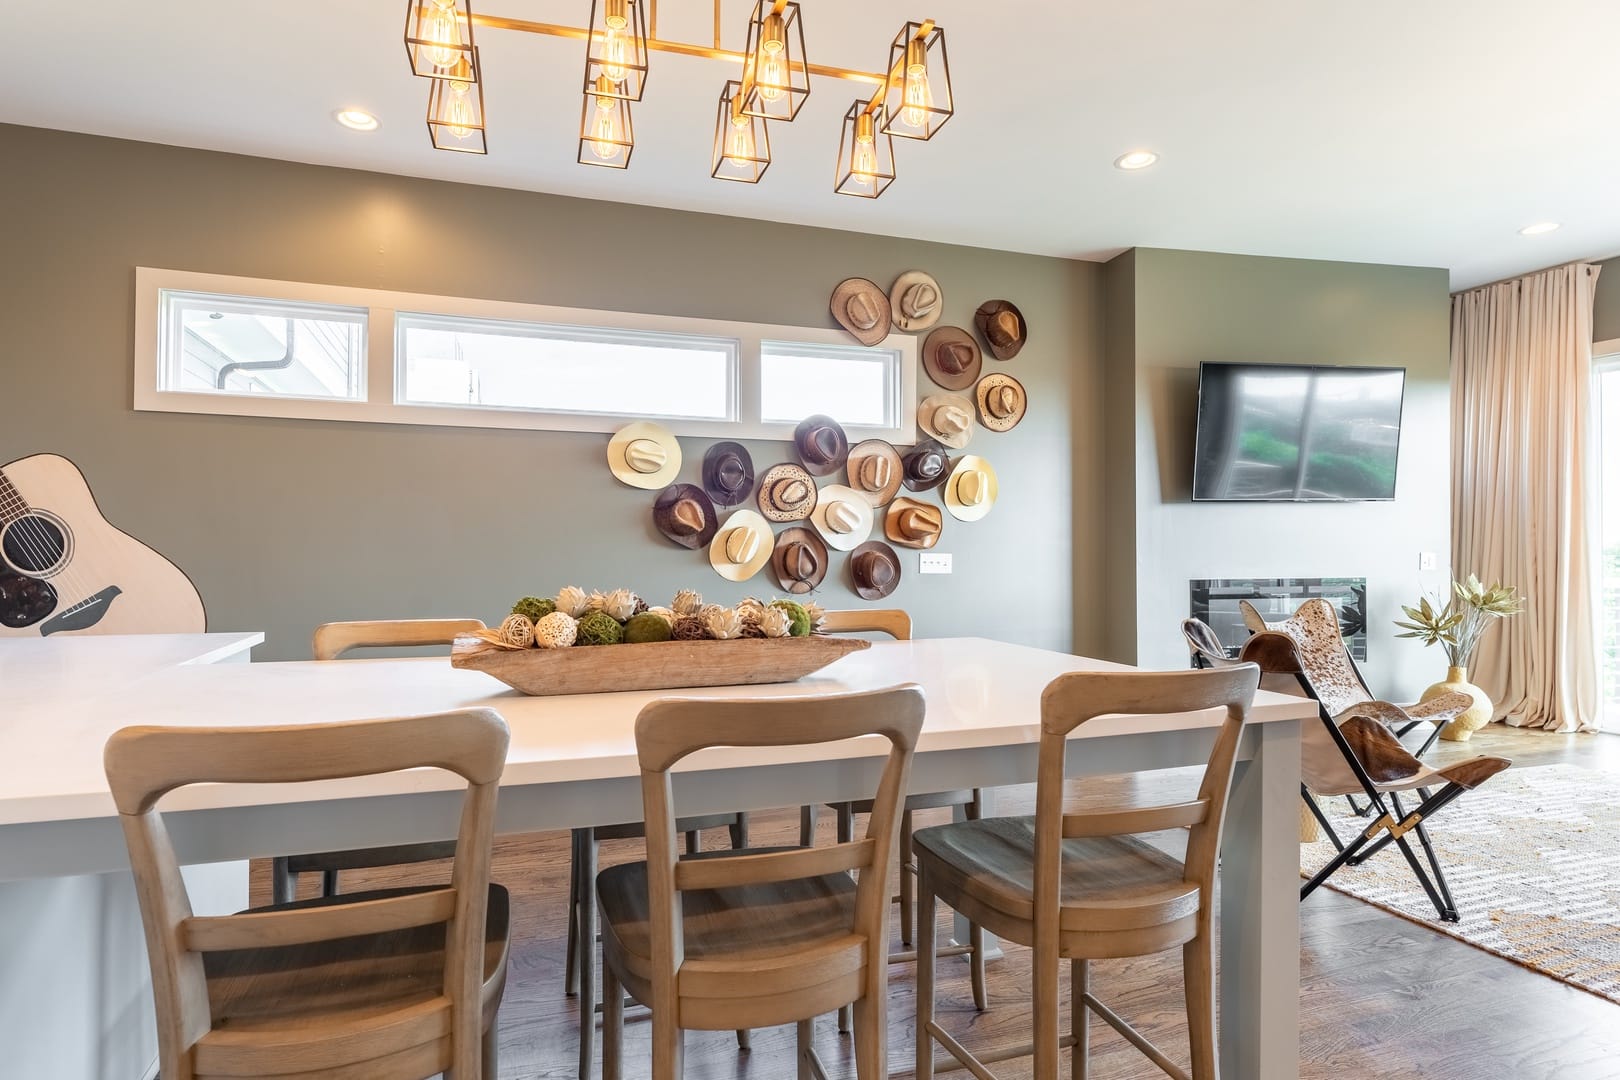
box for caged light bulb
[445,81,474,139]
[756,12,788,102]
[851,112,878,187]
[726,116,755,166]
[601,0,632,84]
[901,39,933,129]
[591,97,621,159]
[423,0,463,70]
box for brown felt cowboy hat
[922,325,982,391]
[884,497,943,550]
[830,277,892,347]
[794,414,850,476]
[756,462,818,522]
[917,393,975,450]
[889,270,943,332]
[653,484,718,550]
[846,439,903,507]
[849,540,902,601]
[607,421,682,489]
[900,437,952,493]
[975,372,1027,432]
[975,299,1027,361]
[772,526,829,594]
[702,441,755,508]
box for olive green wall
[1595,256,1620,345]
[0,124,1104,660]
[1105,248,1454,697]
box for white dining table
[2,635,1310,1079]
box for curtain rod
[1454,257,1604,296]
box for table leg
[1219,719,1301,1079]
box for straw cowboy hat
[884,497,943,549]
[702,441,756,508]
[653,483,719,549]
[849,540,902,600]
[830,277,892,347]
[772,526,829,594]
[917,393,976,449]
[944,455,998,522]
[607,421,681,489]
[809,484,874,551]
[975,372,1027,432]
[900,438,952,493]
[922,325,982,391]
[845,439,903,507]
[974,299,1027,361]
[709,509,775,582]
[794,414,850,477]
[889,270,943,332]
[756,462,819,522]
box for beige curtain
[1451,262,1602,733]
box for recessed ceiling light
[1114,150,1159,171]
[1519,222,1560,236]
[335,109,380,132]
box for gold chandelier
[400,0,954,198]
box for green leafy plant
[1394,574,1524,667]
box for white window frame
[134,267,918,443]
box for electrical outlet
[1418,551,1438,571]
[919,552,953,575]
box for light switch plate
[1418,551,1438,571]
[919,552,953,575]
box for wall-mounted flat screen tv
[1192,363,1405,502]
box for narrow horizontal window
[159,290,366,401]
[760,341,900,428]
[395,313,737,421]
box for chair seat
[913,817,1201,958]
[597,848,866,1028]
[196,885,509,1076]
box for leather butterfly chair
[1239,622,1512,922]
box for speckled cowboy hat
[653,483,718,550]
[917,393,975,449]
[607,421,681,489]
[845,439,903,507]
[757,462,818,522]
[772,526,829,595]
[701,441,756,508]
[884,497,943,550]
[889,270,943,332]
[849,540,902,600]
[921,325,982,391]
[830,277,892,347]
[975,299,1027,361]
[900,437,951,493]
[808,484,874,551]
[944,455,998,522]
[794,414,850,477]
[975,372,1027,432]
[709,509,775,582]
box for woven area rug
[1301,763,1620,1004]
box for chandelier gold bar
[469,11,887,85]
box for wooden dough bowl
[450,634,871,696]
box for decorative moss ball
[625,612,672,644]
[671,615,709,641]
[769,599,812,637]
[512,596,556,622]
[575,611,625,646]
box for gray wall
[1596,256,1620,344]
[0,125,1103,660]
[1108,249,1454,697]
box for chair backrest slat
[818,609,913,640]
[673,840,877,892]
[312,618,487,661]
[1061,800,1208,839]
[103,709,509,1080]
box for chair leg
[578,828,598,1080]
[565,829,582,996]
[797,1018,816,1080]
[834,802,857,1036]
[270,856,294,906]
[854,990,886,1080]
[651,1006,684,1080]
[799,804,817,847]
[899,809,915,947]
[685,829,700,855]
[1183,931,1217,1080]
[729,812,749,850]
[1033,930,1061,1078]
[320,868,340,898]
[916,865,937,1080]
[1412,819,1459,919]
[1072,958,1089,1080]
[969,921,987,1013]
[602,961,624,1080]
[483,1011,501,1080]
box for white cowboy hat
[709,509,775,582]
[889,270,943,332]
[809,484,875,551]
[944,455,998,522]
[918,393,976,449]
[607,421,681,489]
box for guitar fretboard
[0,469,30,528]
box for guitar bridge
[40,586,123,636]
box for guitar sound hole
[2,515,68,575]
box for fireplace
[1188,577,1368,662]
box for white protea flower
[737,596,767,620]
[603,587,639,622]
[758,606,793,639]
[556,585,591,618]
[672,589,704,616]
[586,590,609,614]
[802,600,827,633]
[533,611,579,649]
[706,607,747,640]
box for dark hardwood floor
[252,724,1620,1079]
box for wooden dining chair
[104,708,512,1080]
[269,618,488,904]
[800,608,989,1033]
[914,664,1260,1080]
[597,684,924,1080]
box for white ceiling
[7,0,1619,288]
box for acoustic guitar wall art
[0,454,205,636]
